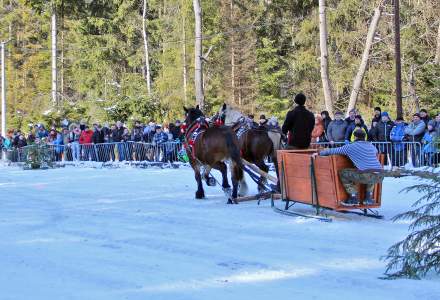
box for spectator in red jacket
[79,126,95,161]
[79,126,94,144]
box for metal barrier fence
[3,141,184,164]
[310,141,439,168]
[3,141,439,168]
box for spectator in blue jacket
[390,117,407,168]
[153,126,168,162]
[37,125,48,139]
[422,124,439,167]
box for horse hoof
[227,198,238,204]
[195,191,205,199]
[223,187,232,197]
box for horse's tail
[225,130,244,181]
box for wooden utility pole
[230,0,236,105]
[181,0,188,105]
[347,4,383,115]
[318,0,334,117]
[394,0,403,119]
[1,42,6,138]
[142,0,152,97]
[51,6,58,107]
[193,0,205,110]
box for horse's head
[219,103,243,126]
[183,105,204,126]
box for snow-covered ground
[0,166,439,300]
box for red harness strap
[183,119,208,159]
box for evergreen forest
[1,0,439,129]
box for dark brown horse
[183,106,246,203]
[219,104,280,192]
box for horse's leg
[256,160,269,193]
[202,165,216,186]
[272,153,281,192]
[192,162,205,199]
[212,162,230,188]
[213,162,231,195]
[230,160,248,201]
[269,132,281,192]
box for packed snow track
[0,166,439,300]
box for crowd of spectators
[0,119,185,163]
[311,107,440,167]
[1,107,439,167]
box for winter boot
[364,192,375,205]
[341,194,359,206]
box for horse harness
[231,117,256,139]
[182,117,209,159]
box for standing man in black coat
[281,93,315,149]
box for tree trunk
[181,0,188,106]
[230,0,236,105]
[142,0,152,97]
[394,0,403,119]
[409,65,420,113]
[1,42,6,138]
[51,10,57,107]
[347,5,383,115]
[435,22,440,65]
[318,0,334,117]
[193,0,205,110]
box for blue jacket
[404,120,425,142]
[422,132,438,153]
[153,132,168,145]
[37,129,48,139]
[53,133,64,153]
[390,123,407,151]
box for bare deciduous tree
[435,22,440,65]
[318,0,334,117]
[347,4,383,115]
[193,0,204,110]
[142,0,152,96]
[51,7,57,106]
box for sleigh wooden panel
[277,149,384,211]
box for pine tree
[383,171,440,279]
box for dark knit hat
[294,93,306,105]
[374,107,381,112]
[353,129,366,140]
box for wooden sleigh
[275,149,384,220]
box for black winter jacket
[111,127,125,142]
[93,130,105,144]
[371,120,394,142]
[131,126,143,142]
[281,105,315,148]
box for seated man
[317,129,384,206]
